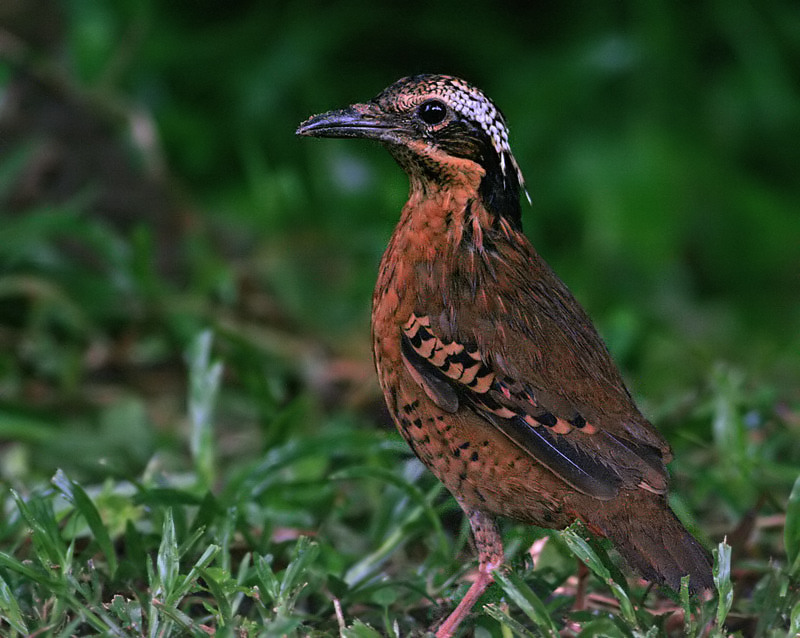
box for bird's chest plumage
[371,197,452,404]
[370,197,572,522]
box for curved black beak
[296,103,402,143]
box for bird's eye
[418,99,447,125]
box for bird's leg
[435,508,504,638]
[573,559,589,610]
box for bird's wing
[400,286,670,500]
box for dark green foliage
[1,1,799,635]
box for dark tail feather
[588,493,713,594]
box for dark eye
[418,99,447,125]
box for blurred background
[1,0,799,591]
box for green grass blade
[254,554,281,603]
[10,489,66,570]
[150,599,201,634]
[679,575,695,636]
[0,550,59,587]
[279,536,319,602]
[0,409,55,442]
[559,526,637,627]
[341,619,385,638]
[343,488,437,587]
[0,572,29,634]
[51,469,118,575]
[331,464,447,556]
[482,602,538,637]
[173,544,219,606]
[123,519,148,581]
[186,329,223,491]
[492,568,559,638]
[784,474,800,573]
[197,567,233,623]
[155,509,180,596]
[790,596,800,637]
[713,541,733,629]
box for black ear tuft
[478,151,523,231]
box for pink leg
[435,509,504,638]
[573,559,589,610]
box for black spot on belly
[533,412,557,427]
[570,414,587,428]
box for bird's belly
[388,372,574,529]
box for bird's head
[297,74,530,228]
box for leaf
[559,526,637,626]
[679,575,695,636]
[492,568,559,638]
[575,617,629,638]
[790,597,800,637]
[713,540,733,629]
[279,536,319,602]
[341,620,385,638]
[186,329,223,490]
[11,490,66,570]
[155,509,179,596]
[0,572,29,634]
[52,469,118,575]
[332,464,447,563]
[197,567,233,623]
[483,602,538,637]
[122,519,147,581]
[133,488,204,507]
[0,551,58,589]
[0,409,54,442]
[174,544,219,605]
[784,474,800,572]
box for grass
[0,328,798,636]
[2,1,800,635]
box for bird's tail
[586,492,713,595]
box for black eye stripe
[418,99,447,125]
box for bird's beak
[296,103,402,143]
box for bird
[297,74,712,637]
